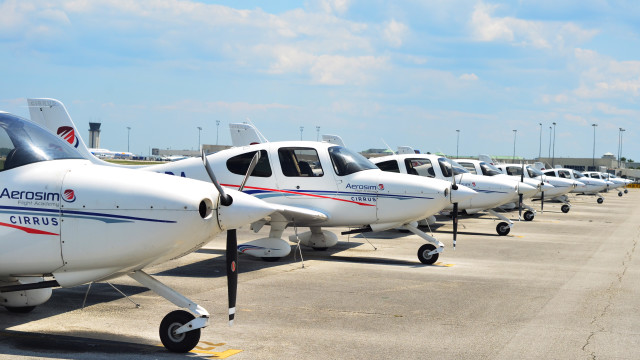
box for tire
[597,197,604,204]
[618,192,623,197]
[561,204,570,213]
[5,306,36,313]
[523,211,534,222]
[496,222,510,236]
[624,189,629,194]
[159,310,201,353]
[417,244,439,265]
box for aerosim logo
[57,126,79,148]
[63,189,76,203]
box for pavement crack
[581,226,639,359]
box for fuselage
[543,169,607,194]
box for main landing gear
[488,209,513,236]
[561,204,571,213]
[129,270,209,353]
[597,196,604,204]
[523,210,535,222]
[402,223,444,265]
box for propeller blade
[202,150,233,206]
[518,193,523,220]
[238,151,261,192]
[541,190,545,212]
[520,162,525,182]
[452,202,458,249]
[226,229,238,326]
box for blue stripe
[0,205,175,224]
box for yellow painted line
[195,341,226,351]
[198,349,243,358]
[434,262,454,267]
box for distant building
[151,144,232,159]
[88,122,101,148]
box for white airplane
[0,110,276,353]
[542,168,608,204]
[28,99,476,265]
[582,171,627,196]
[454,159,549,220]
[370,148,533,236]
[494,163,581,214]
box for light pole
[619,128,626,168]
[126,126,131,153]
[538,123,542,159]
[300,126,304,140]
[552,122,556,167]
[592,123,597,169]
[456,129,460,159]
[548,126,552,158]
[512,129,517,162]
[316,126,320,141]
[197,126,202,151]
[215,120,220,145]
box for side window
[376,160,400,173]
[278,147,323,177]
[226,150,272,177]
[0,127,15,171]
[559,170,570,178]
[506,166,521,176]
[406,158,435,177]
[458,162,477,174]
[544,171,556,177]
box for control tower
[89,122,101,148]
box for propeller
[448,159,459,249]
[201,150,261,326]
[518,162,524,221]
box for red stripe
[0,222,59,236]
[221,183,375,207]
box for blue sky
[1,0,639,160]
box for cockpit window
[375,160,400,173]
[544,170,556,177]
[559,170,571,178]
[405,158,436,177]
[438,158,469,178]
[278,147,324,177]
[0,113,83,171]
[226,150,272,177]
[458,162,477,175]
[328,146,377,176]
[479,162,502,176]
[589,173,599,178]
[572,171,585,178]
[527,166,543,178]
[505,166,523,176]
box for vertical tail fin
[229,123,264,147]
[27,98,109,165]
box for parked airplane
[370,149,532,236]
[542,168,608,203]
[0,110,276,353]
[28,99,476,265]
[494,163,580,213]
[583,171,627,196]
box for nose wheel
[417,244,439,265]
[496,222,510,236]
[159,310,202,353]
[523,211,535,221]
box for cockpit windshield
[438,158,469,178]
[479,162,502,176]
[572,171,585,178]
[328,146,378,176]
[0,112,83,171]
[527,166,543,178]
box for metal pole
[538,123,542,159]
[620,128,625,168]
[552,122,556,167]
[197,126,202,150]
[300,126,304,140]
[215,120,220,145]
[592,123,597,168]
[512,129,517,163]
[126,127,131,153]
[548,126,552,158]
[456,129,460,159]
[316,126,320,141]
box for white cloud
[382,19,409,48]
[459,73,478,81]
[564,113,588,126]
[469,1,597,50]
[310,55,388,85]
[573,48,640,99]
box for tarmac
[1,190,639,359]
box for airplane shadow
[0,329,186,359]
